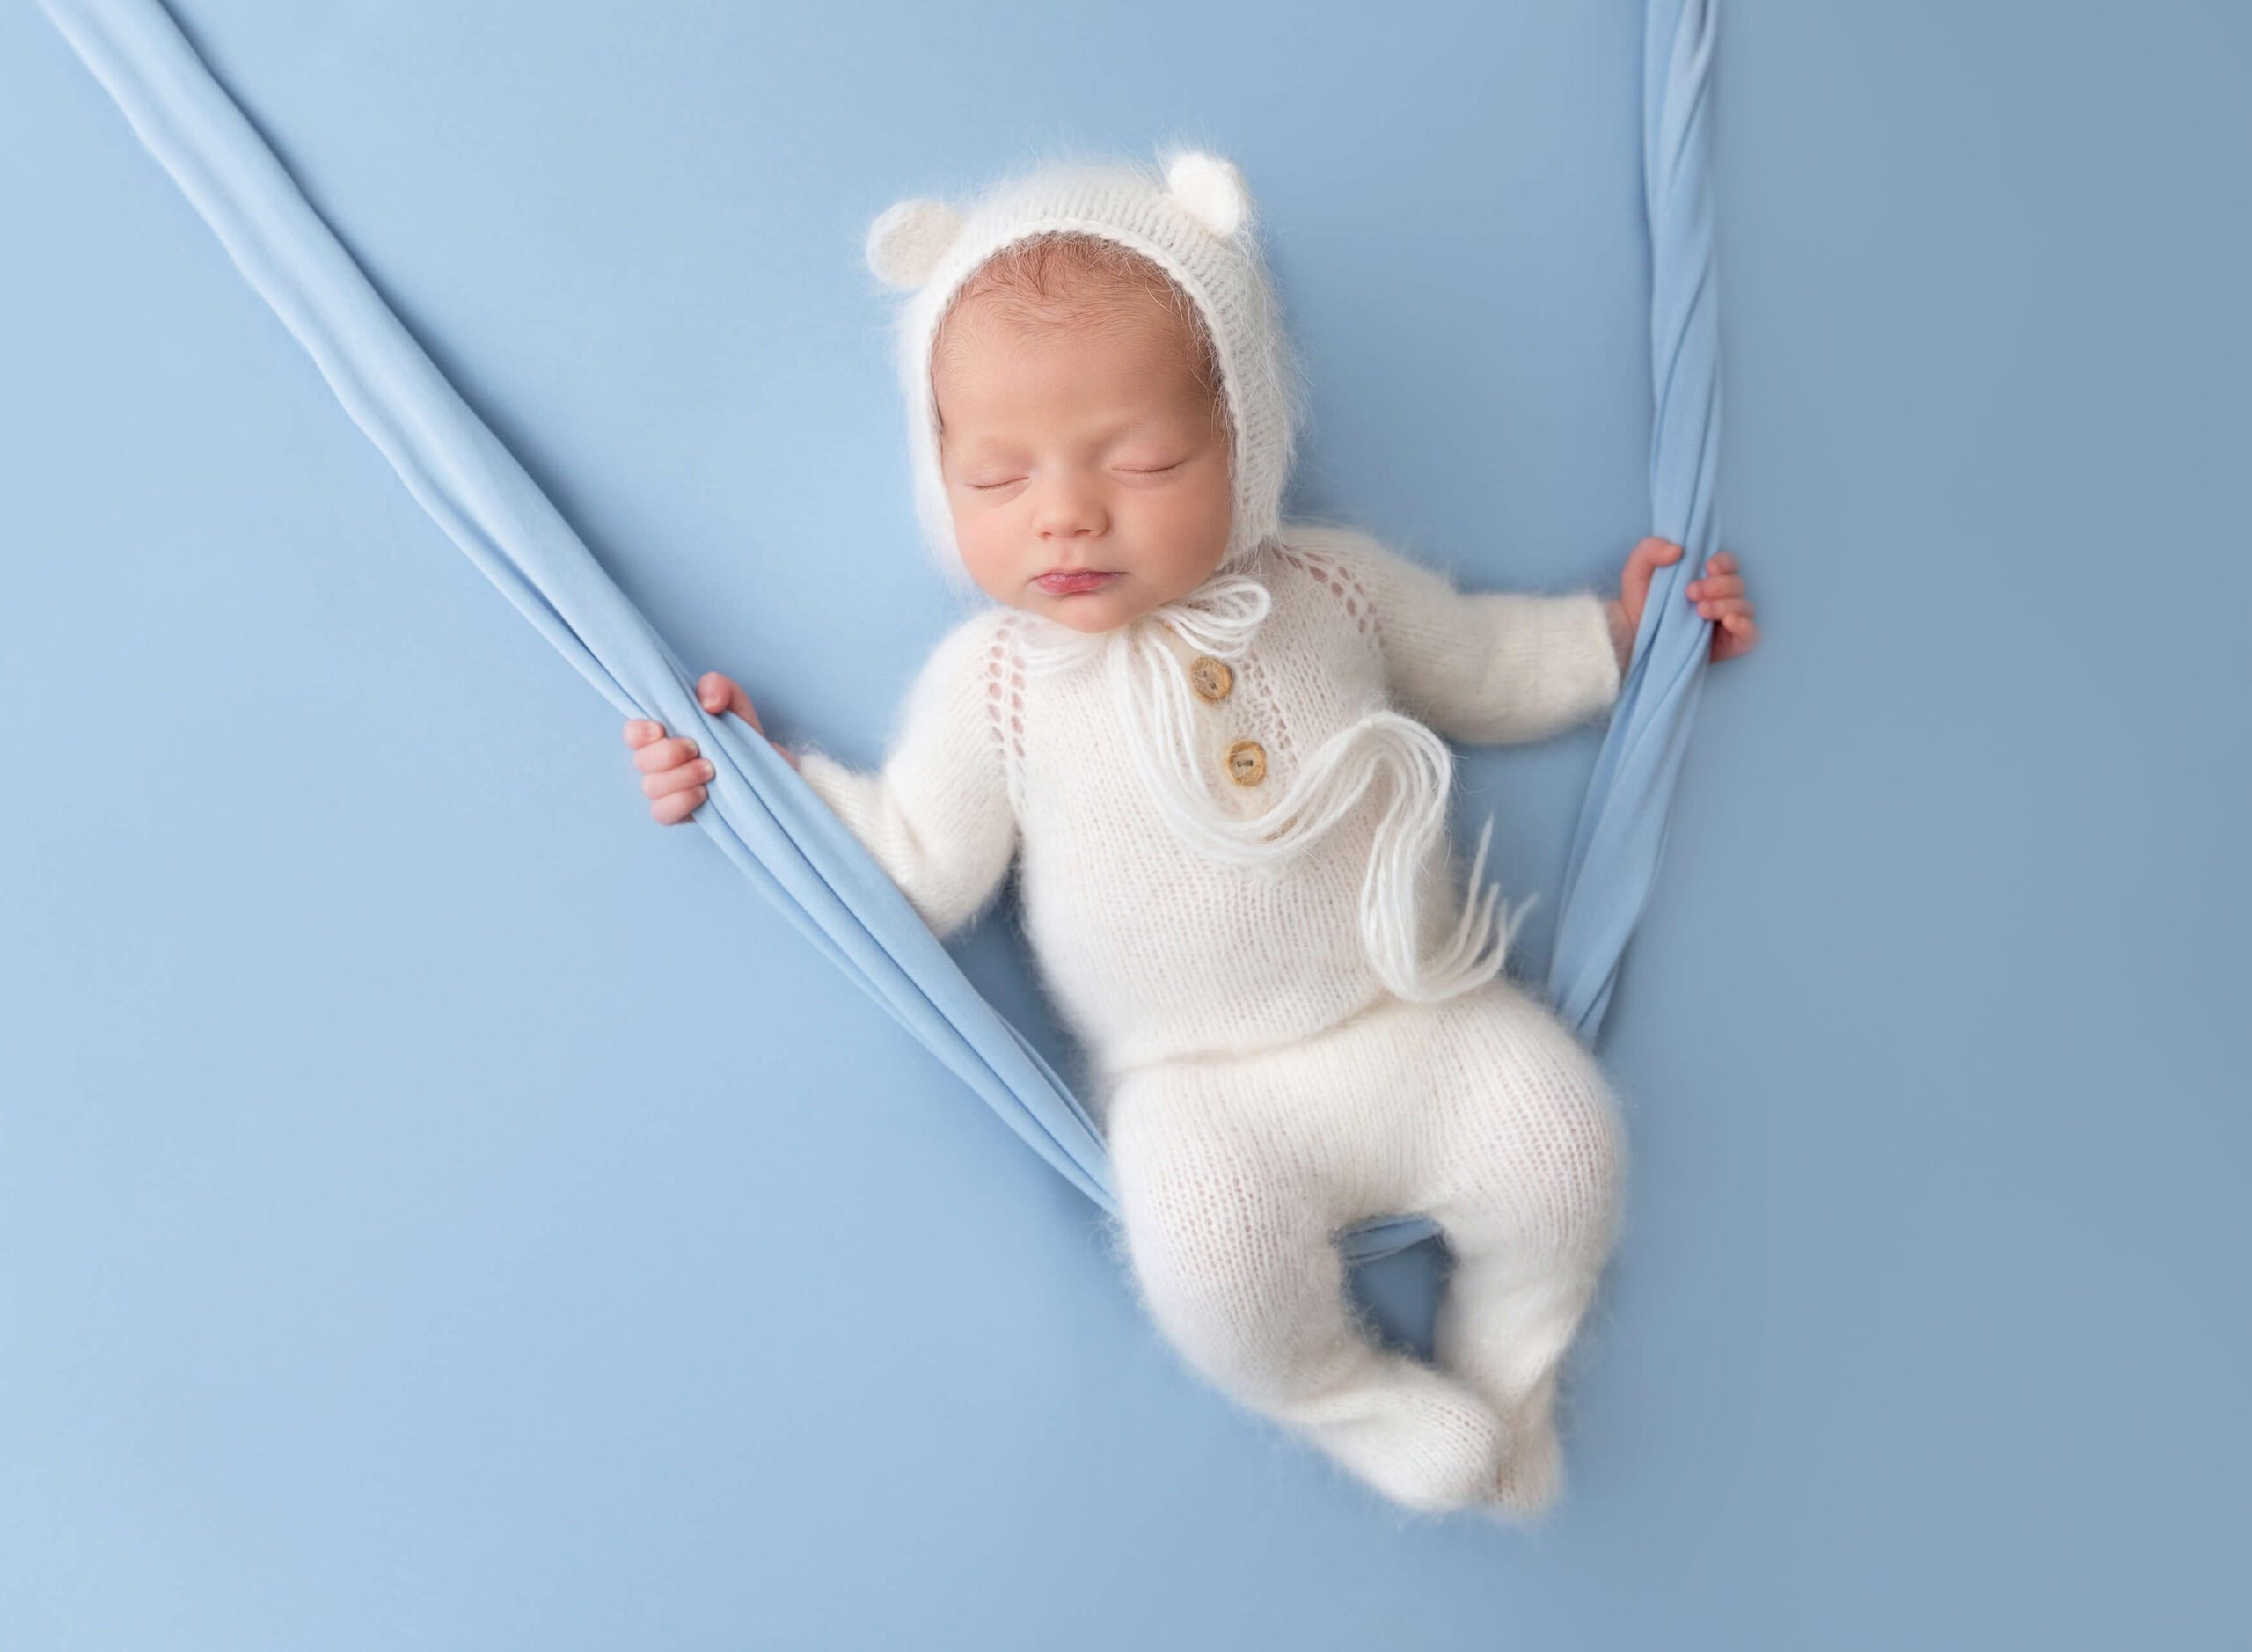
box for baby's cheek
[953,520,1020,593]
[1142,475,1232,558]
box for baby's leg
[1101,1036,1510,1517]
[1415,982,1629,1517]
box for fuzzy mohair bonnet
[865,148,1306,589]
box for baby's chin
[1022,591,1141,633]
[1012,575,1172,633]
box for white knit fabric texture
[793,523,1626,1515]
[794,521,1622,1072]
[1102,977,1627,1518]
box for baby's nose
[1032,482,1108,538]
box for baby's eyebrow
[959,417,1162,457]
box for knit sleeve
[1307,526,1623,747]
[790,610,1020,940]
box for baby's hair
[931,230,1232,451]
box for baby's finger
[1686,574,1744,600]
[1714,612,1760,661]
[719,677,766,735]
[643,759,715,800]
[1707,552,1737,574]
[1621,537,1681,606]
[624,720,666,748]
[651,785,708,826]
[632,734,699,774]
[1697,596,1755,621]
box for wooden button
[1225,739,1267,787]
[1188,654,1234,702]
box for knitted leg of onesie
[1100,1016,1514,1517]
[1414,981,1629,1521]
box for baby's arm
[1314,526,1622,746]
[792,612,1020,940]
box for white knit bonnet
[865,147,1305,587]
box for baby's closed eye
[968,457,1183,491]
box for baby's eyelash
[967,463,1177,490]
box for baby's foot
[1481,1370,1563,1521]
[1310,1368,1512,1516]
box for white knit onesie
[794,519,1630,1517]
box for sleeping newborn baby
[624,150,1758,1517]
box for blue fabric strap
[1551,0,1722,1040]
[37,0,1719,1268]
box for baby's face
[932,293,1233,633]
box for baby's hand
[623,671,798,827]
[1604,538,1762,672]
[1684,548,1759,663]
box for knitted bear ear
[1161,150,1252,238]
[866,197,963,289]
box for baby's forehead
[938,279,1184,357]
[930,245,1224,435]
[938,303,1202,398]
[944,407,1174,454]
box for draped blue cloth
[1552,0,1722,1040]
[37,0,1719,1268]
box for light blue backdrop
[4,1,2245,1647]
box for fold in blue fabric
[37,0,1719,1268]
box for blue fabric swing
[38,0,1722,1269]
